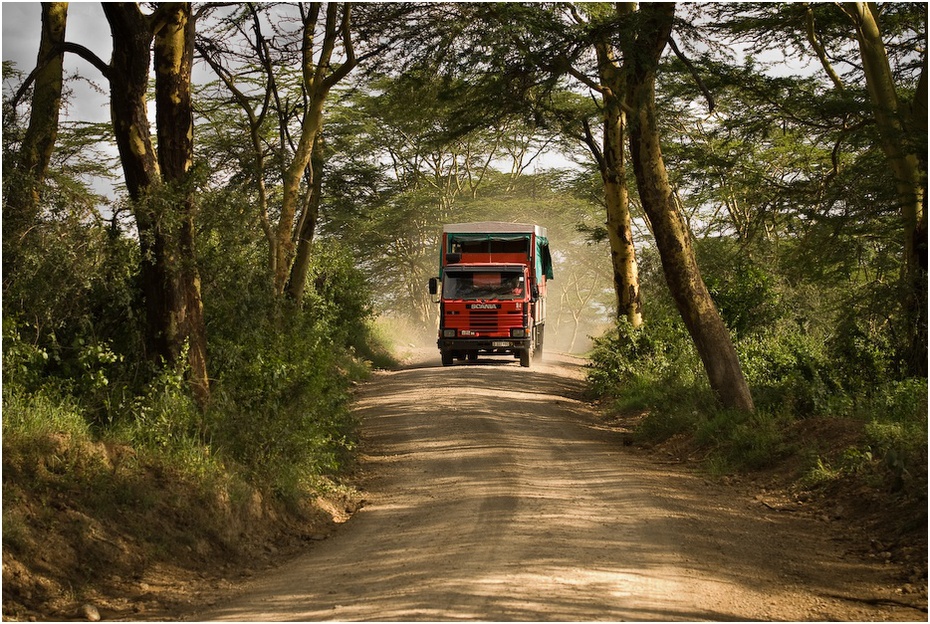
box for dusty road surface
[193,353,923,621]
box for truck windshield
[443,271,525,300]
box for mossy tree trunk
[623,2,755,413]
[104,2,209,406]
[5,2,68,277]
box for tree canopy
[3,0,926,468]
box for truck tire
[441,351,454,367]
[520,348,531,368]
[533,326,544,360]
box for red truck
[428,222,553,367]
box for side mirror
[531,285,539,302]
[428,277,439,296]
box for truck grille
[446,309,522,333]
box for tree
[564,4,643,327]
[320,72,529,328]
[62,2,210,405]
[622,2,755,412]
[5,2,68,277]
[705,2,927,376]
[196,3,359,302]
[839,2,927,376]
[152,3,209,405]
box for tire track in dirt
[192,354,923,621]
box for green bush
[701,252,782,337]
[858,379,928,494]
[737,328,845,416]
[197,238,377,497]
[586,316,695,398]
[696,409,791,472]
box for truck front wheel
[441,351,454,367]
[519,348,531,368]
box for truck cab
[429,222,552,367]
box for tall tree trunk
[600,89,643,327]
[843,2,927,376]
[285,132,324,301]
[154,2,210,406]
[623,2,755,412]
[274,2,357,298]
[5,2,68,278]
[15,1,68,213]
[104,2,209,406]
[574,25,643,326]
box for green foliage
[586,317,697,397]
[857,380,928,492]
[206,304,358,494]
[697,241,783,337]
[696,409,791,472]
[1,388,91,448]
[2,318,51,394]
[737,328,844,416]
[122,359,206,455]
[196,190,376,494]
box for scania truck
[428,222,553,367]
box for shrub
[858,379,928,495]
[586,317,695,399]
[737,328,844,416]
[198,241,377,497]
[696,409,791,472]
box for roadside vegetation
[1,181,393,617]
[3,2,926,619]
[585,239,928,541]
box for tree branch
[667,36,714,113]
[580,117,606,173]
[11,41,111,109]
[805,4,845,93]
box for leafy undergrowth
[0,387,366,622]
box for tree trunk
[600,90,643,327]
[5,2,68,277]
[624,2,755,412]
[273,3,357,298]
[154,2,210,406]
[105,2,209,407]
[575,26,643,327]
[843,2,927,376]
[14,2,68,218]
[285,132,325,301]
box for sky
[3,2,113,123]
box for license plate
[492,341,511,347]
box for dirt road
[193,353,923,621]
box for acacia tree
[707,1,927,376]
[197,2,358,302]
[564,4,643,327]
[5,2,68,277]
[321,73,518,328]
[839,2,927,375]
[622,2,755,412]
[62,2,209,405]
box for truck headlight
[510,328,526,338]
[442,329,456,338]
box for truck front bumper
[437,337,532,354]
